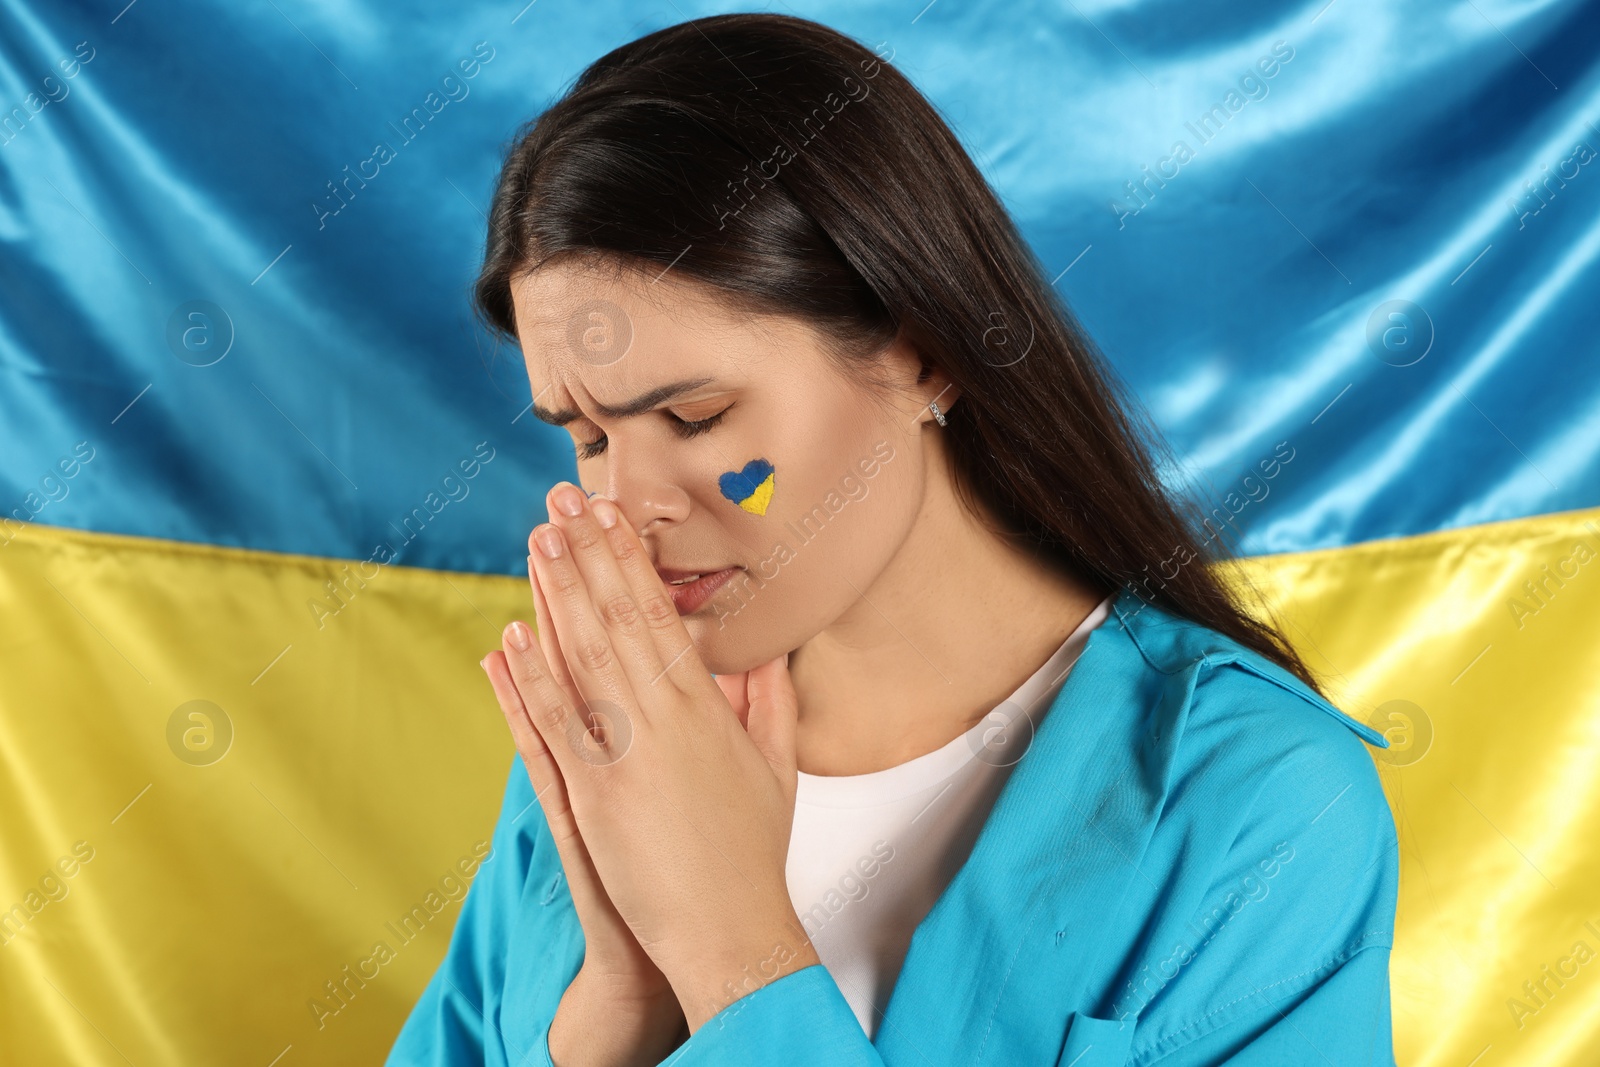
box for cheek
[710,456,778,516]
[705,432,919,640]
[713,395,884,523]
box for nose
[588,443,691,537]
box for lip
[659,566,742,615]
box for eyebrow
[530,376,720,426]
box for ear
[919,366,961,418]
[883,332,959,422]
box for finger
[540,485,671,695]
[483,649,628,948]
[596,497,712,691]
[526,574,618,767]
[714,671,751,729]
[499,617,597,782]
[745,653,800,797]
[481,649,582,847]
[530,553,581,702]
[529,518,651,718]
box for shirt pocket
[1056,1012,1137,1067]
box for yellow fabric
[1220,504,1600,1067]
[2,508,1598,1063]
[0,523,521,1064]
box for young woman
[389,13,1398,1067]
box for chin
[684,607,773,676]
[683,615,742,676]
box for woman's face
[510,259,945,674]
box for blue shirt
[387,588,1399,1065]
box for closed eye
[573,405,731,461]
[670,407,729,438]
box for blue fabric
[384,587,1399,1066]
[4,0,1596,574]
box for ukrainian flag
[2,1,1596,1063]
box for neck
[789,440,1104,777]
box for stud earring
[929,400,948,427]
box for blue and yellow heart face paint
[718,458,776,515]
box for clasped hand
[479,481,821,1035]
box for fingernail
[592,498,619,529]
[535,525,563,559]
[504,621,531,650]
[552,483,585,517]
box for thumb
[713,671,751,729]
[745,652,798,794]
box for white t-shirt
[784,594,1115,1039]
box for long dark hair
[472,12,1328,696]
